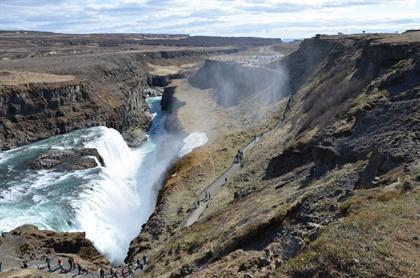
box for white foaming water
[72,96,181,264]
[73,127,143,263]
[178,132,208,157]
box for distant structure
[337,32,344,37]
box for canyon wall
[0,49,237,150]
[125,32,420,277]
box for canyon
[0,30,419,278]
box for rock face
[160,86,176,112]
[0,48,239,150]
[30,148,105,171]
[0,79,151,150]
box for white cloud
[0,0,418,38]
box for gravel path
[182,135,261,227]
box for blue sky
[0,0,419,38]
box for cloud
[0,0,418,38]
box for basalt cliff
[0,32,268,150]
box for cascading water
[72,97,183,263]
[0,96,207,264]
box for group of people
[200,191,211,203]
[43,256,86,274]
[0,254,149,277]
[100,255,149,278]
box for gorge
[0,30,419,278]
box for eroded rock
[1,224,109,269]
[31,148,105,171]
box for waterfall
[73,127,145,264]
[73,98,183,264]
[0,96,209,265]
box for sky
[0,0,419,39]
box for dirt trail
[182,135,262,227]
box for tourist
[99,268,105,278]
[58,258,64,272]
[77,263,82,275]
[0,261,2,272]
[136,258,141,269]
[21,261,28,269]
[68,258,73,271]
[128,264,134,275]
[121,266,127,278]
[225,177,228,184]
[45,256,51,271]
[143,255,148,265]
[72,258,76,270]
[139,263,144,271]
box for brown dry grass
[282,188,420,277]
[0,70,75,86]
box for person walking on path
[136,258,141,269]
[58,258,64,273]
[21,261,28,269]
[143,255,148,265]
[67,258,73,272]
[99,268,105,278]
[77,263,82,275]
[128,264,134,275]
[45,256,51,272]
[0,261,2,272]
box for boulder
[30,148,105,171]
[310,144,340,177]
[282,236,303,260]
[123,128,148,148]
[356,150,400,189]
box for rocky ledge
[31,148,105,171]
[0,225,109,273]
